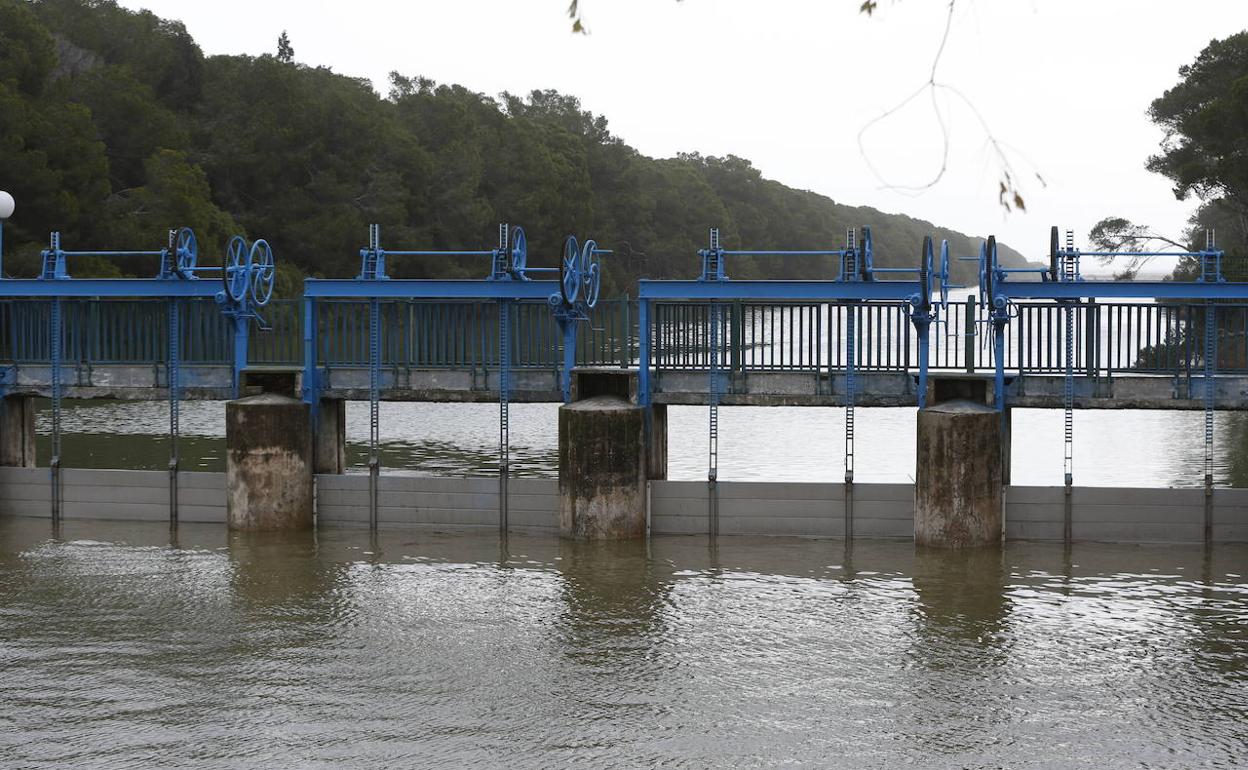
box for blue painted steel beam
[996,281,1248,301]
[639,279,923,302]
[0,279,223,298]
[304,279,561,300]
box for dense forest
[2,0,1029,296]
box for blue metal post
[638,299,651,407]
[993,314,1006,412]
[559,314,576,403]
[707,301,721,536]
[169,298,180,526]
[50,298,62,522]
[302,296,318,428]
[915,315,931,408]
[499,299,511,532]
[368,298,380,529]
[232,315,249,398]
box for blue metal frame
[0,226,275,523]
[302,223,609,530]
[639,226,948,536]
[638,228,949,409]
[980,226,1239,526]
[979,227,1246,411]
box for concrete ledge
[6,364,1247,408]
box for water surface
[36,399,1248,487]
[0,519,1244,768]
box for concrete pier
[559,396,648,539]
[915,399,1003,547]
[0,395,35,468]
[314,398,346,474]
[226,394,312,531]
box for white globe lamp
[0,190,12,274]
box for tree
[1094,33,1248,280]
[277,30,294,63]
[1,0,1033,286]
[1147,32,1248,247]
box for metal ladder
[50,289,62,523]
[368,298,381,529]
[363,224,382,279]
[844,229,857,540]
[708,299,721,537]
[1062,230,1076,541]
[168,293,181,527]
[499,299,511,532]
[1203,229,1217,542]
[706,227,722,536]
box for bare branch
[857,0,1040,213]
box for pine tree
[276,30,294,63]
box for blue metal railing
[1,299,231,365]
[3,296,1245,378]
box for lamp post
[0,191,14,277]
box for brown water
[1,517,1245,768]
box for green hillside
[0,0,1028,294]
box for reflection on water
[34,399,1248,487]
[0,518,1244,768]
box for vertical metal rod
[302,297,318,418]
[993,319,1006,412]
[1063,301,1075,544]
[368,298,380,529]
[638,300,651,407]
[964,295,976,372]
[916,320,930,409]
[499,299,511,532]
[169,298,180,527]
[708,301,721,537]
[560,316,576,403]
[845,302,856,541]
[1204,300,1215,544]
[50,296,62,523]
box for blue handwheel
[582,240,601,309]
[985,235,998,309]
[938,239,951,313]
[561,235,581,305]
[175,227,198,275]
[861,226,874,281]
[224,235,250,302]
[586,262,601,309]
[918,236,933,312]
[509,226,527,276]
[249,239,275,306]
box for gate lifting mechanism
[638,226,952,536]
[300,223,608,531]
[978,225,1239,541]
[0,227,276,525]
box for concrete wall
[649,481,914,538]
[2,468,1245,542]
[315,474,559,533]
[0,467,226,522]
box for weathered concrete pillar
[0,395,36,468]
[915,399,1002,547]
[559,395,647,539]
[226,393,312,531]
[314,398,346,474]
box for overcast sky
[119,0,1245,270]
